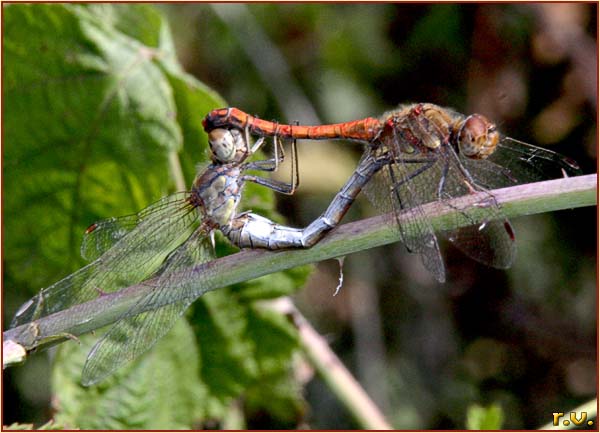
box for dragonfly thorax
[208,128,249,164]
[384,103,455,154]
[193,164,243,228]
[456,114,499,160]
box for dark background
[5,3,597,429]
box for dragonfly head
[207,128,249,164]
[457,114,499,159]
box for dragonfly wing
[81,192,194,262]
[81,298,193,386]
[364,159,446,282]
[432,149,516,268]
[382,107,556,270]
[446,219,516,269]
[81,228,215,386]
[11,192,200,327]
[81,215,140,262]
[10,263,97,327]
[461,136,581,190]
[443,136,580,267]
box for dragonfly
[10,125,311,386]
[203,103,582,282]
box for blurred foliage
[3,2,597,430]
[466,403,504,430]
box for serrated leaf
[243,306,305,427]
[52,318,204,429]
[237,264,312,301]
[160,64,227,184]
[82,4,165,48]
[191,290,258,406]
[466,403,504,430]
[6,4,311,428]
[246,305,299,374]
[4,4,182,290]
[2,422,62,431]
[189,291,306,420]
[3,423,34,430]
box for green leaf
[189,290,305,420]
[243,307,306,427]
[160,62,227,185]
[52,319,204,429]
[244,370,306,428]
[246,306,299,373]
[82,4,165,48]
[4,4,182,289]
[191,290,258,407]
[5,3,310,427]
[237,264,312,301]
[466,403,504,430]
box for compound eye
[208,128,238,162]
[457,114,499,160]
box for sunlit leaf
[4,4,181,290]
[5,3,308,429]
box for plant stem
[3,174,596,359]
[269,297,393,429]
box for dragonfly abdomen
[203,107,382,142]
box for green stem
[3,174,596,358]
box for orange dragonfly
[203,103,581,282]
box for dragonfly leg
[436,160,450,200]
[247,139,284,171]
[245,134,300,194]
[242,174,297,195]
[447,148,502,210]
[388,158,437,210]
[246,159,281,172]
[226,151,388,249]
[247,125,265,154]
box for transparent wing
[364,142,517,279]
[423,147,516,269]
[81,227,215,386]
[364,154,446,283]
[461,136,582,190]
[441,136,580,267]
[81,192,193,261]
[11,192,200,327]
[81,215,139,262]
[445,219,516,269]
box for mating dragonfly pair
[11,103,580,385]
